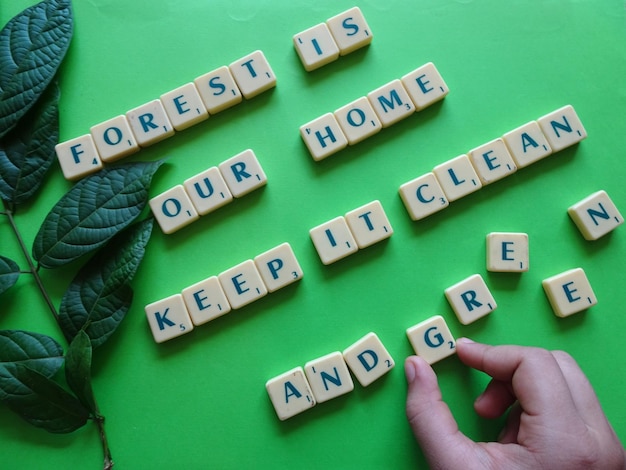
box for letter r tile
[406,315,456,365]
[145,294,194,343]
[444,274,497,325]
[218,149,267,198]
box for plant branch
[93,410,114,469]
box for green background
[1,0,625,468]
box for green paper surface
[1,0,625,468]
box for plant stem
[2,201,63,330]
[94,414,114,470]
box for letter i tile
[406,315,456,365]
[293,23,340,71]
[309,216,358,265]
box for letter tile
[486,232,529,272]
[145,294,194,343]
[160,82,209,131]
[399,172,449,220]
[181,276,231,326]
[444,274,497,325]
[334,96,382,145]
[343,332,394,387]
[304,351,354,403]
[300,113,348,161]
[126,99,175,147]
[218,259,268,309]
[400,62,449,111]
[293,23,340,72]
[367,79,415,127]
[468,138,517,185]
[537,105,587,152]
[568,190,624,240]
[406,315,456,365]
[90,115,139,163]
[218,149,267,197]
[542,267,597,317]
[325,7,373,55]
[502,121,552,168]
[229,50,277,99]
[194,66,243,114]
[266,367,316,421]
[432,154,482,202]
[344,200,393,249]
[55,134,103,180]
[149,185,200,234]
[183,166,233,216]
[309,216,358,265]
[254,243,303,293]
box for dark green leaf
[0,0,73,138]
[32,160,163,269]
[0,330,64,401]
[3,363,89,433]
[0,255,20,294]
[59,218,154,347]
[65,330,96,413]
[0,80,60,205]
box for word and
[293,6,373,72]
[145,242,302,343]
[300,62,449,161]
[55,50,277,180]
[148,149,267,234]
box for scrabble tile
[181,276,231,326]
[344,200,393,249]
[126,99,175,147]
[90,115,139,163]
[325,7,373,55]
[502,120,553,168]
[160,82,209,131]
[229,50,277,99]
[432,154,482,202]
[334,96,382,145]
[293,23,340,72]
[218,259,268,309]
[194,66,243,114]
[401,62,449,111]
[406,315,456,365]
[266,367,316,421]
[183,166,233,216]
[309,216,358,265]
[149,185,200,234]
[537,105,587,152]
[486,232,529,272]
[218,149,267,197]
[399,172,449,220]
[568,190,624,241]
[367,79,416,128]
[468,138,517,185]
[55,134,103,180]
[254,243,303,293]
[342,332,394,387]
[542,268,597,317]
[145,294,194,343]
[444,274,497,325]
[304,351,354,403]
[300,113,348,161]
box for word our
[293,6,373,72]
[55,50,277,181]
[399,105,587,221]
[145,242,302,343]
[300,61,449,161]
[149,149,267,234]
[309,200,393,265]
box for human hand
[405,338,626,469]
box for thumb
[405,356,479,467]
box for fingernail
[457,337,475,345]
[404,357,417,383]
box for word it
[55,50,276,180]
[149,149,267,234]
[300,62,449,161]
[399,104,587,220]
[145,242,302,343]
[293,7,373,72]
